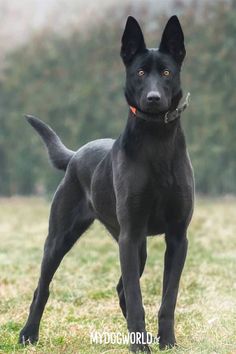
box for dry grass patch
[0,196,236,353]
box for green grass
[0,197,236,353]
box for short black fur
[19,15,194,353]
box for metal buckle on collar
[164,92,191,124]
[164,108,179,124]
[164,112,169,124]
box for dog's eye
[162,69,171,77]
[137,69,145,77]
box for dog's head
[121,16,185,115]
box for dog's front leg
[158,224,188,350]
[119,229,150,353]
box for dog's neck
[120,91,187,157]
[121,112,182,158]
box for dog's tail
[26,115,75,171]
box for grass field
[0,197,236,354]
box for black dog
[19,16,194,352]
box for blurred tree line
[0,0,235,196]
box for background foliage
[0,0,235,195]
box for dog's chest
[149,158,173,188]
[142,141,175,234]
[144,137,174,188]
[145,170,173,235]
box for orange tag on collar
[130,106,137,115]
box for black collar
[129,92,190,124]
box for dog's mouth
[139,103,169,116]
[139,98,170,116]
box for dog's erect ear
[159,16,186,65]
[121,16,146,64]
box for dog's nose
[147,91,161,103]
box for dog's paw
[158,337,177,351]
[19,326,39,345]
[158,319,176,350]
[129,343,151,353]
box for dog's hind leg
[19,172,94,345]
[116,238,147,319]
